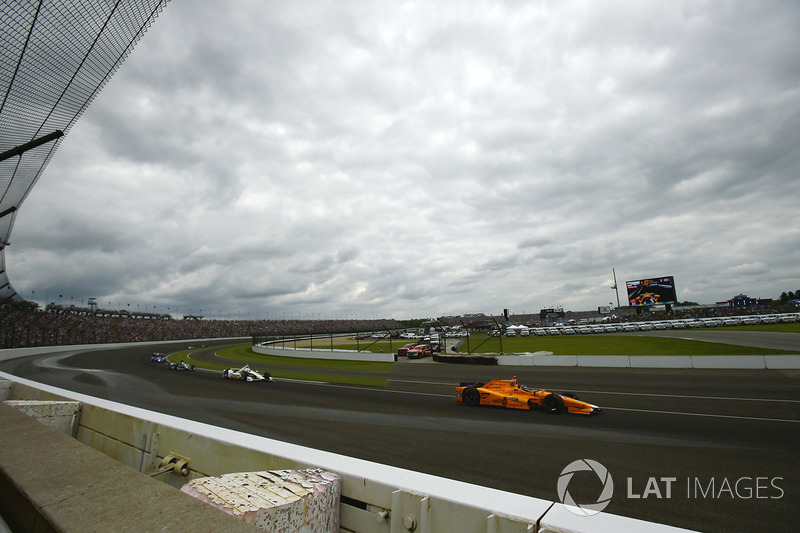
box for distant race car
[222,364,273,383]
[168,361,195,371]
[150,352,167,363]
[455,377,601,415]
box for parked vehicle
[397,343,418,356]
[407,344,433,359]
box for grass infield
[454,334,795,356]
[169,343,390,387]
[168,324,797,385]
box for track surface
[2,335,799,533]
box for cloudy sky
[9,0,800,320]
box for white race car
[168,360,195,371]
[222,364,273,383]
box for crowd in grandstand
[1,298,794,349]
[0,301,400,349]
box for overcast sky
[9,0,800,320]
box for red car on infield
[397,343,418,356]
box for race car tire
[560,392,578,400]
[463,386,481,406]
[543,393,565,414]
[223,369,229,378]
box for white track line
[570,389,800,403]
[604,406,800,423]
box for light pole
[611,268,621,308]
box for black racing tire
[543,393,565,414]
[463,386,481,407]
[223,369,229,378]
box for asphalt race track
[2,335,799,533]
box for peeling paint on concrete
[3,400,81,435]
[181,469,340,532]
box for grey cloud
[9,0,800,318]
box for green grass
[458,333,795,355]
[171,343,390,387]
[322,325,798,355]
[168,324,797,383]
[718,323,800,333]
[215,344,394,371]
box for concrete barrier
[539,503,697,533]
[576,355,630,368]
[508,355,800,370]
[0,337,246,363]
[630,356,694,368]
[534,354,579,366]
[497,354,535,365]
[181,469,340,532]
[3,400,80,436]
[254,344,395,362]
[764,355,800,369]
[0,379,11,400]
[690,356,766,369]
[0,400,255,533]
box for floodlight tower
[611,268,621,308]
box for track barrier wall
[254,342,396,362]
[491,354,800,369]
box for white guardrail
[0,343,703,533]
[255,343,397,362]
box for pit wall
[255,343,800,368]
[495,354,800,368]
[0,369,697,533]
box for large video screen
[626,276,677,306]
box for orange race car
[455,377,601,415]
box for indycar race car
[150,352,167,363]
[222,364,273,383]
[455,377,600,415]
[169,360,195,371]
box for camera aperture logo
[557,459,614,516]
